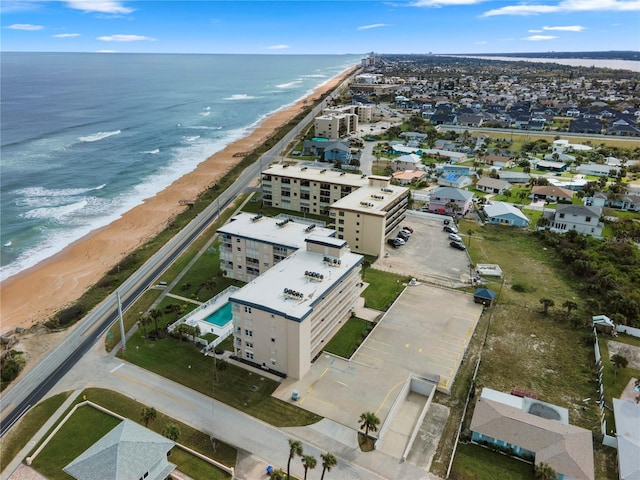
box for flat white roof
[481,387,524,409]
[230,247,363,322]
[263,164,371,187]
[217,213,335,249]
[330,184,408,215]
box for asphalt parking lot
[377,210,473,286]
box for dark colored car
[402,225,414,233]
[450,241,466,250]
[397,231,410,241]
[443,225,458,234]
[443,219,450,225]
[387,238,404,248]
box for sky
[1,0,639,54]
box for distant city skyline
[2,0,639,54]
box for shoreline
[0,65,357,335]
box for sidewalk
[2,389,83,480]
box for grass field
[361,268,409,310]
[323,317,372,358]
[118,330,321,427]
[30,390,234,480]
[430,219,619,480]
[449,443,535,480]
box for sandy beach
[0,66,356,335]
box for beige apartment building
[330,179,409,257]
[313,112,358,139]
[217,212,336,282]
[261,164,370,215]
[229,236,363,379]
[323,104,373,124]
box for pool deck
[169,286,238,338]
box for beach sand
[0,67,356,336]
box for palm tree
[269,468,287,480]
[140,407,157,427]
[166,303,182,320]
[138,314,151,337]
[611,354,628,377]
[466,229,474,248]
[301,454,317,480]
[148,308,163,335]
[534,462,557,480]
[162,423,180,441]
[320,452,337,480]
[562,300,578,318]
[358,411,380,439]
[204,278,217,297]
[539,298,555,315]
[287,439,303,479]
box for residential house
[475,177,512,195]
[457,114,483,127]
[531,185,574,203]
[576,163,619,177]
[550,204,604,236]
[535,159,569,172]
[303,139,352,163]
[230,236,363,379]
[389,143,422,155]
[392,170,427,186]
[470,388,594,480]
[483,202,530,227]
[606,118,640,136]
[483,154,513,169]
[64,420,176,480]
[392,153,423,171]
[427,186,474,215]
[613,398,640,480]
[498,171,531,184]
[569,117,602,134]
[585,191,640,212]
[422,149,467,163]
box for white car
[449,233,462,242]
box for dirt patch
[10,325,72,381]
[608,341,640,370]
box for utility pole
[117,291,126,353]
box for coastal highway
[0,71,353,437]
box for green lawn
[118,331,321,427]
[450,443,535,480]
[0,392,71,472]
[361,268,408,311]
[323,317,372,358]
[30,395,232,480]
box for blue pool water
[204,302,233,327]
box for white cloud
[53,33,80,38]
[483,0,640,17]
[528,29,543,32]
[266,44,289,50]
[543,25,586,31]
[66,1,133,14]
[97,34,155,42]
[7,23,43,30]
[357,23,391,30]
[523,35,558,41]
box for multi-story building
[229,236,363,379]
[261,164,370,215]
[550,204,604,236]
[329,179,409,257]
[217,212,336,282]
[313,112,358,139]
[322,104,373,124]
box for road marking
[334,380,348,387]
[361,344,390,354]
[112,371,194,408]
[375,379,406,416]
[370,338,393,347]
[307,367,328,394]
[1,402,15,416]
[109,363,125,373]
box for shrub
[0,350,25,388]
[511,283,527,292]
[56,305,85,326]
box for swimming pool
[203,302,233,327]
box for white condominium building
[230,236,363,379]
[261,164,370,215]
[217,212,335,282]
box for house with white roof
[230,236,363,379]
[475,177,512,195]
[427,187,474,215]
[392,153,423,171]
[577,163,620,177]
[483,202,530,227]
[422,149,467,163]
[217,212,336,282]
[64,420,175,480]
[470,388,594,480]
[613,398,640,480]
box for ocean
[0,52,362,281]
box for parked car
[387,238,404,248]
[402,225,414,233]
[443,219,450,225]
[450,241,466,251]
[392,237,405,246]
[397,231,410,241]
[449,233,463,242]
[443,225,458,234]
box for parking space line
[369,338,393,347]
[307,367,328,394]
[375,379,406,416]
[361,344,390,355]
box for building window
[245,329,253,337]
[559,213,565,219]
[245,341,253,348]
[585,216,591,222]
[244,306,252,314]
[271,359,277,366]
[245,351,254,360]
[338,219,344,225]
[338,227,344,232]
[271,337,276,342]
[339,211,345,217]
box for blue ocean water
[0,52,361,281]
